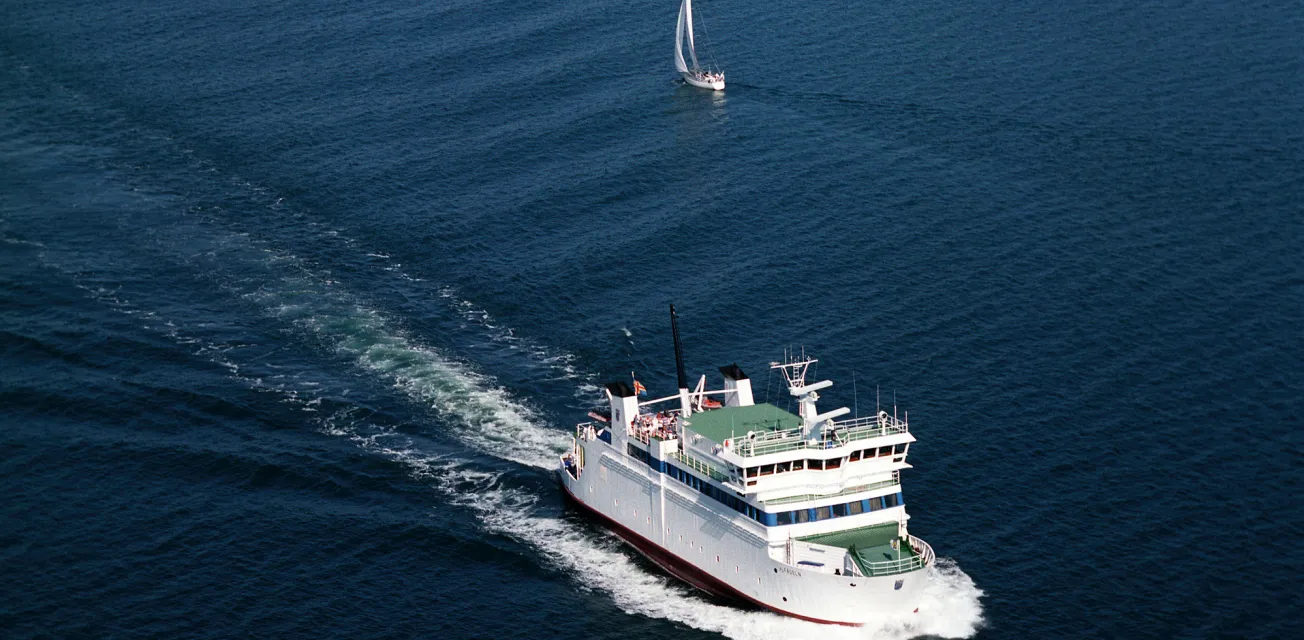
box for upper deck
[679,404,801,443]
[682,403,911,459]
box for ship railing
[830,414,909,440]
[631,428,678,446]
[762,471,900,506]
[857,536,933,577]
[575,422,598,441]
[575,422,611,445]
[735,415,908,457]
[671,451,730,483]
[630,414,678,446]
[560,453,581,480]
[910,535,935,567]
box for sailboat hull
[681,72,725,90]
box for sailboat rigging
[675,0,724,90]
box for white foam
[435,284,600,402]
[285,291,570,469]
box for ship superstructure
[559,306,934,625]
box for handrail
[762,471,900,506]
[575,422,598,441]
[735,416,908,457]
[857,535,933,577]
[672,451,730,483]
[910,534,935,567]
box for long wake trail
[210,232,987,639]
[21,200,985,639]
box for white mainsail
[675,0,689,73]
[675,0,701,73]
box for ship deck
[798,523,922,577]
[680,403,802,444]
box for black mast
[669,304,688,390]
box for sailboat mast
[684,0,700,70]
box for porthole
[782,597,788,602]
[715,555,720,563]
[773,568,778,573]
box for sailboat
[675,0,725,90]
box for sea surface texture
[2,1,1301,638]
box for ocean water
[2,0,1301,638]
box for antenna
[893,390,898,423]
[852,370,858,418]
[876,385,880,415]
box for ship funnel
[719,363,754,407]
[605,381,640,445]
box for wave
[436,285,603,405]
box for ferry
[559,306,935,625]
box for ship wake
[34,196,983,638]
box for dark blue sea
[2,1,1301,638]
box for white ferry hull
[559,443,930,625]
[681,72,725,90]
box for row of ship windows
[744,444,908,479]
[627,443,904,527]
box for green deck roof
[799,523,919,577]
[681,403,802,444]
[799,522,901,549]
